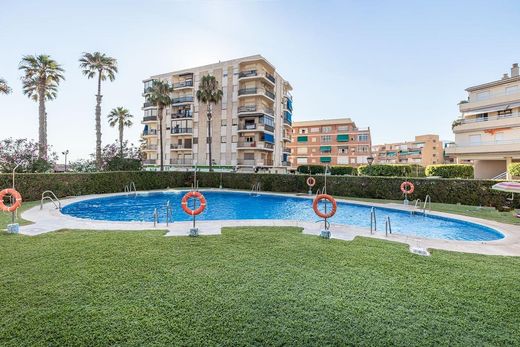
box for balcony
[445,139,520,155]
[282,147,291,153]
[143,129,158,136]
[173,80,193,89]
[238,123,275,133]
[172,96,194,104]
[143,159,156,165]
[238,69,276,84]
[170,158,192,165]
[452,113,520,133]
[237,104,274,116]
[171,110,193,119]
[460,90,520,112]
[142,116,157,122]
[171,127,193,135]
[283,111,292,126]
[143,144,158,151]
[143,101,154,108]
[171,143,193,150]
[238,159,274,166]
[237,141,274,151]
[237,88,275,100]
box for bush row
[425,164,474,179]
[509,163,520,177]
[358,164,425,177]
[0,171,518,208]
[296,165,357,175]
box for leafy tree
[19,55,65,158]
[79,52,118,170]
[196,75,223,172]
[144,80,173,171]
[107,107,133,158]
[0,78,12,94]
[0,138,58,173]
[69,159,97,173]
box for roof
[292,118,354,127]
[466,75,520,92]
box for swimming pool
[61,191,504,241]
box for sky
[1,0,519,161]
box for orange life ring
[181,191,207,216]
[306,177,316,187]
[400,181,415,195]
[0,188,23,212]
[313,194,337,219]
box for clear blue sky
[1,0,519,160]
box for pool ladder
[370,207,377,234]
[153,201,174,228]
[423,195,432,216]
[250,182,261,196]
[385,216,392,236]
[40,190,61,210]
[124,182,136,195]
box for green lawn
[1,227,519,346]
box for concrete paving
[19,189,520,256]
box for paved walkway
[19,189,520,256]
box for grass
[0,227,519,346]
[343,196,520,225]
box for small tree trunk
[38,84,47,159]
[119,121,124,159]
[95,72,103,170]
[207,103,213,172]
[159,106,164,171]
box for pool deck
[19,189,520,256]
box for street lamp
[367,156,374,166]
[62,150,69,172]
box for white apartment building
[446,63,520,179]
[141,55,293,171]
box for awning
[337,134,349,142]
[297,136,308,142]
[463,101,520,116]
[320,157,331,163]
[492,182,520,194]
[320,146,332,152]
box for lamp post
[62,150,69,172]
[367,156,374,166]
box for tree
[196,75,223,172]
[79,52,118,170]
[144,80,173,171]
[19,55,65,159]
[0,138,58,173]
[107,107,133,158]
[69,140,142,172]
[0,78,12,94]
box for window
[506,85,519,95]
[221,119,227,126]
[296,157,308,164]
[310,127,320,133]
[232,135,238,143]
[338,125,349,132]
[245,136,254,143]
[244,153,254,160]
[221,136,227,143]
[498,109,512,116]
[337,156,348,164]
[299,128,308,134]
[358,145,369,153]
[321,135,332,142]
[495,132,504,143]
[469,134,481,144]
[297,147,308,154]
[311,137,317,142]
[338,146,348,154]
[358,134,369,142]
[322,126,332,133]
[193,137,198,144]
[232,118,238,126]
[476,91,490,100]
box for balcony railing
[265,72,275,84]
[143,101,154,108]
[144,144,158,150]
[170,158,192,165]
[238,88,258,96]
[238,105,274,116]
[264,90,275,100]
[171,143,193,150]
[446,139,520,148]
[453,112,520,126]
[172,96,194,104]
[238,124,257,130]
[173,80,193,88]
[143,159,156,165]
[238,88,275,100]
[237,141,257,148]
[171,127,193,134]
[143,116,157,122]
[143,129,158,136]
[238,70,257,78]
[171,110,193,119]
[238,159,274,166]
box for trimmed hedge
[297,165,325,174]
[0,171,518,208]
[329,166,357,176]
[425,164,474,179]
[509,163,520,178]
[358,164,425,177]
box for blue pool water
[61,191,504,241]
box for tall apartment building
[288,118,372,167]
[372,134,444,166]
[445,63,520,179]
[141,55,293,170]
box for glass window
[338,125,349,132]
[232,135,238,143]
[221,136,227,143]
[297,147,308,154]
[244,153,254,160]
[322,126,332,133]
[232,118,238,126]
[310,127,320,133]
[358,134,369,142]
[476,91,490,100]
[296,157,308,164]
[221,119,227,126]
[469,134,481,144]
[506,85,518,95]
[321,135,331,142]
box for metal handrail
[153,208,158,228]
[385,216,392,236]
[370,207,377,234]
[423,195,432,215]
[412,199,421,215]
[166,201,173,226]
[40,190,61,210]
[250,182,261,196]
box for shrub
[358,164,425,177]
[106,158,142,172]
[508,163,520,178]
[297,165,325,174]
[1,171,517,208]
[425,164,474,179]
[329,166,357,176]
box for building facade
[288,118,371,167]
[445,63,520,179]
[372,134,444,166]
[141,55,293,171]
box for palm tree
[0,78,12,94]
[145,80,173,171]
[19,55,65,159]
[196,75,223,172]
[107,107,133,158]
[79,52,118,170]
